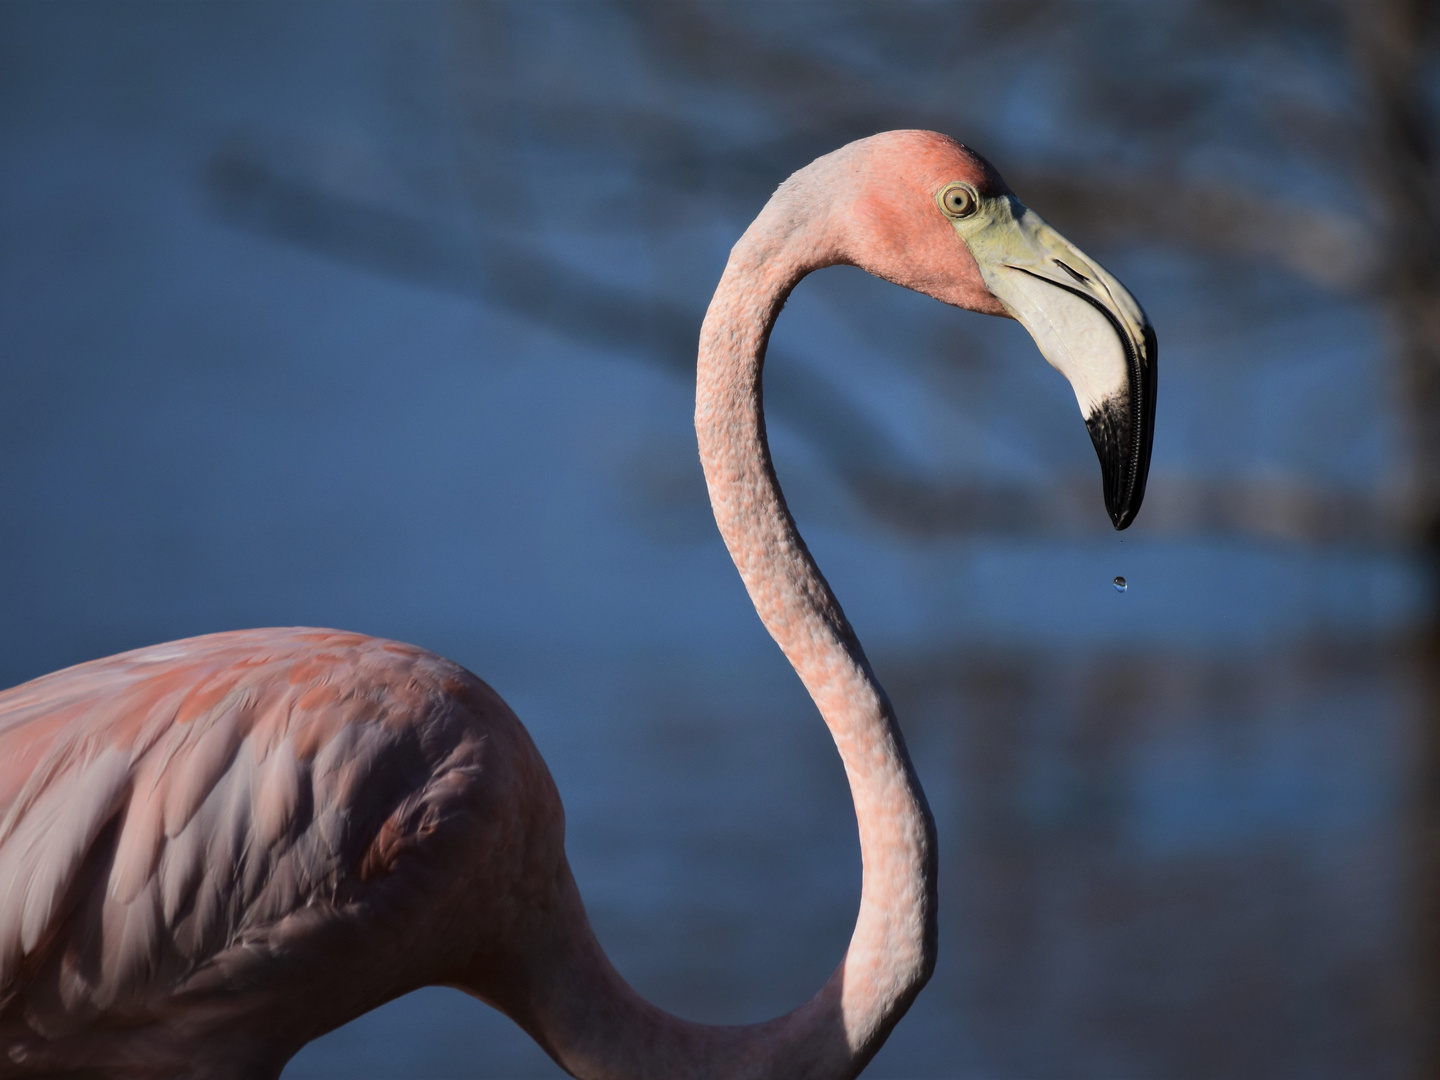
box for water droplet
[1113,576,1127,593]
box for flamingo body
[0,629,558,1076]
[0,132,1155,1079]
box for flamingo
[0,131,1154,1079]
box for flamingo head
[833,130,1157,530]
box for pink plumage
[0,629,554,1075]
[0,131,1153,1079]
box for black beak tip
[1087,318,1156,532]
[1107,495,1139,532]
[1087,392,1152,533]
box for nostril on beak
[1054,259,1090,284]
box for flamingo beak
[963,200,1157,530]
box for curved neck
[693,200,939,1070]
[511,188,937,1080]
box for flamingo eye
[939,183,978,219]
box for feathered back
[0,628,496,1036]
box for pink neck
[508,173,937,1080]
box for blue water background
[0,4,1422,1077]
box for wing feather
[0,628,490,1031]
[0,750,129,971]
[251,738,307,855]
[107,780,165,906]
[100,882,162,1010]
[161,704,246,839]
[158,816,207,928]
